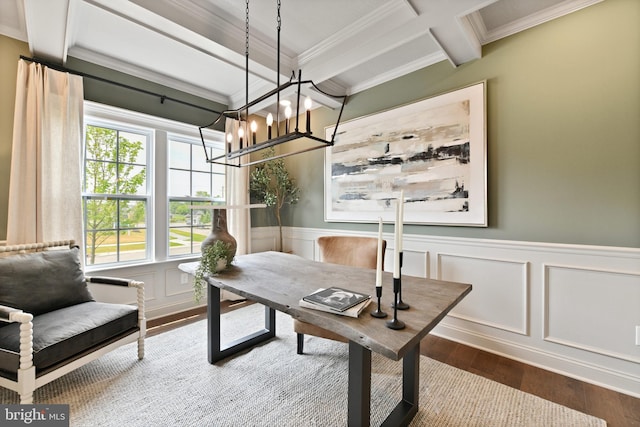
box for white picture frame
[324,81,487,226]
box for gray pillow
[0,247,94,315]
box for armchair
[0,240,145,403]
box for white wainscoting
[87,257,205,320]
[85,226,639,397]
[275,226,640,398]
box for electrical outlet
[636,326,640,346]
[180,273,189,285]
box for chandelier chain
[277,0,281,31]
[245,0,250,58]
[243,0,250,124]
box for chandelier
[199,0,348,168]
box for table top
[179,251,471,361]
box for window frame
[167,134,226,257]
[83,101,225,270]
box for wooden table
[180,251,471,427]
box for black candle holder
[370,286,387,318]
[391,252,409,310]
[386,277,405,330]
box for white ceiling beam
[24,0,71,61]
[295,0,419,84]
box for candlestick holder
[386,278,406,330]
[370,286,387,318]
[391,252,410,310]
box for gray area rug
[0,304,606,426]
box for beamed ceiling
[1,0,603,115]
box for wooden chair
[293,235,386,354]
[0,240,145,403]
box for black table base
[207,284,276,363]
[348,341,419,427]
[208,283,419,426]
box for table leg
[347,340,420,427]
[380,343,419,427]
[208,284,276,364]
[348,341,372,427]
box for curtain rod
[19,55,223,116]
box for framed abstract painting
[324,81,487,226]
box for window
[82,102,225,267]
[83,124,150,266]
[168,136,225,256]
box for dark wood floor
[148,304,640,427]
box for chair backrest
[317,236,386,270]
[0,240,75,258]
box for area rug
[0,305,606,426]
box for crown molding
[468,0,604,45]
[0,0,26,42]
[69,46,230,105]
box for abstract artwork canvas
[324,81,487,226]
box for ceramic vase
[201,209,237,269]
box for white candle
[398,190,404,253]
[376,217,383,287]
[393,197,400,278]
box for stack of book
[299,287,371,318]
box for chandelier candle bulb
[376,217,383,287]
[266,113,273,139]
[226,132,232,153]
[285,105,292,134]
[305,97,312,133]
[250,120,257,145]
[238,127,244,149]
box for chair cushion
[0,247,94,315]
[0,301,138,379]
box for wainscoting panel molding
[165,267,193,297]
[437,253,529,336]
[543,263,640,364]
[283,226,640,398]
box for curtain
[225,118,252,256]
[6,59,84,245]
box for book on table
[300,287,371,318]
[299,296,371,318]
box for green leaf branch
[194,240,234,302]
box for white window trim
[83,101,225,269]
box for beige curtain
[225,118,251,255]
[6,59,84,245]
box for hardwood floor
[148,305,640,427]
[420,335,640,427]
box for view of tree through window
[83,124,148,266]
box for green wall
[65,57,227,129]
[281,0,639,248]
[0,36,30,241]
[1,0,638,247]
